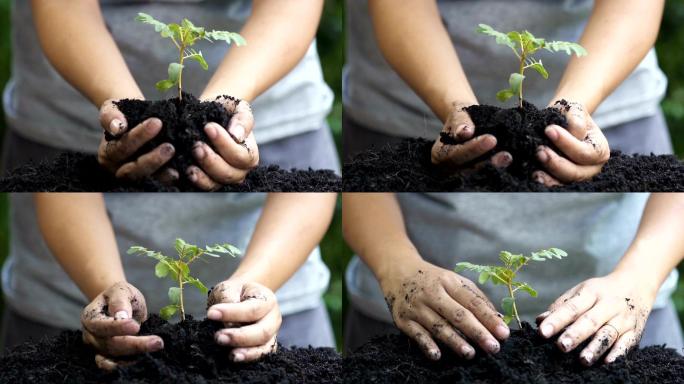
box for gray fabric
[343,301,684,355]
[343,0,668,139]
[4,0,333,152]
[346,193,679,324]
[1,301,334,355]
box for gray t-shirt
[346,193,678,324]
[3,0,334,152]
[343,0,667,139]
[2,194,330,330]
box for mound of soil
[0,315,342,384]
[344,324,684,384]
[0,152,341,192]
[343,138,684,192]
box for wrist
[374,241,425,288]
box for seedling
[128,238,241,321]
[136,13,246,100]
[455,248,567,328]
[477,24,587,108]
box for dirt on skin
[0,315,342,384]
[343,324,684,384]
[0,152,341,192]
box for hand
[534,100,610,186]
[379,259,510,361]
[80,282,163,371]
[98,99,178,183]
[206,279,280,363]
[188,97,260,191]
[536,271,655,366]
[431,102,513,171]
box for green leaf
[167,63,183,83]
[476,24,515,49]
[175,238,188,255]
[186,50,208,70]
[478,271,490,285]
[178,263,190,278]
[529,61,548,79]
[187,276,208,294]
[206,30,247,46]
[160,305,177,320]
[496,89,515,102]
[544,41,587,57]
[168,287,181,305]
[136,13,171,37]
[508,73,525,95]
[501,297,515,317]
[155,261,170,278]
[127,246,147,255]
[156,79,177,92]
[515,282,538,297]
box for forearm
[368,0,477,122]
[230,193,336,291]
[553,0,664,112]
[31,0,142,107]
[34,193,125,300]
[342,193,422,283]
[613,193,684,297]
[201,0,323,102]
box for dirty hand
[81,281,163,371]
[206,279,280,362]
[380,259,510,360]
[98,99,179,183]
[534,100,610,186]
[188,97,260,191]
[431,102,513,171]
[536,271,654,366]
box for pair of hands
[431,100,610,186]
[97,97,259,191]
[81,280,280,371]
[381,260,653,366]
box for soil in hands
[344,323,684,384]
[0,315,342,384]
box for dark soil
[343,138,684,192]
[0,315,342,384]
[0,152,341,192]
[344,324,684,384]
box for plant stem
[518,55,525,109]
[507,283,522,328]
[178,47,185,101]
[178,275,185,321]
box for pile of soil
[343,140,684,192]
[0,152,341,192]
[344,324,684,383]
[0,315,342,384]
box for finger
[489,151,513,169]
[423,303,500,354]
[207,281,243,308]
[84,332,164,357]
[100,100,128,136]
[536,146,603,184]
[82,295,139,337]
[187,166,222,191]
[215,308,282,348]
[532,170,562,187]
[154,167,180,185]
[115,143,175,180]
[399,320,441,360]
[443,278,509,340]
[422,315,475,360]
[432,134,497,166]
[101,118,163,164]
[94,354,118,372]
[229,335,278,363]
[605,329,640,364]
[536,311,551,325]
[545,126,608,166]
[539,289,597,338]
[192,144,249,185]
[550,100,586,140]
[579,322,620,366]
[557,301,618,352]
[204,123,259,169]
[207,297,274,324]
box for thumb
[227,100,254,144]
[443,105,476,144]
[105,284,134,320]
[100,99,128,137]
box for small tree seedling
[128,238,241,321]
[455,248,567,328]
[477,24,587,108]
[136,13,246,100]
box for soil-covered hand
[431,102,513,171]
[98,99,178,183]
[81,281,163,371]
[534,100,610,186]
[206,279,280,363]
[188,97,259,191]
[536,271,654,366]
[380,259,510,361]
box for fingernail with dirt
[207,308,222,321]
[496,325,510,339]
[487,340,500,353]
[429,349,441,360]
[559,336,572,351]
[457,125,470,139]
[233,353,245,362]
[187,169,198,183]
[162,144,174,157]
[540,323,553,338]
[582,351,594,365]
[114,311,129,320]
[110,119,124,134]
[461,345,475,359]
[229,125,245,143]
[148,338,164,351]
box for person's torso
[343,0,667,139]
[4,0,334,152]
[2,193,330,329]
